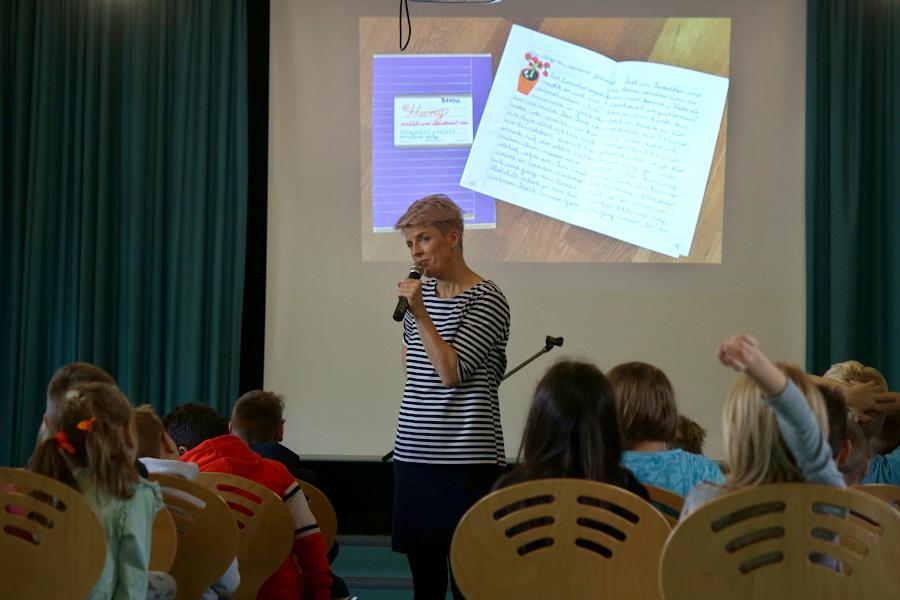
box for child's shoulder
[128,477,164,512]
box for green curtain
[806,0,899,386]
[1,0,248,466]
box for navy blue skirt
[392,461,501,554]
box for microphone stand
[381,335,564,462]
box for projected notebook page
[461,25,729,257]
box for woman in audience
[608,362,723,497]
[494,360,649,499]
[29,383,174,600]
[681,334,845,518]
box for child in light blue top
[622,448,724,498]
[863,445,900,484]
[608,362,724,502]
[29,382,174,600]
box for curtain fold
[806,0,899,386]
[1,0,248,466]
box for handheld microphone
[393,265,424,321]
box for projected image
[361,18,731,263]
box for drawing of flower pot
[518,69,539,95]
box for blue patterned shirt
[622,448,724,498]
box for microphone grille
[410,264,424,277]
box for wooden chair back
[297,479,338,552]
[149,506,177,572]
[450,478,672,600]
[853,483,900,509]
[0,468,107,599]
[644,484,685,526]
[150,474,239,600]
[197,472,294,600]
[660,483,900,600]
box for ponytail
[29,383,138,500]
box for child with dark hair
[29,383,174,600]
[165,403,332,600]
[608,362,723,498]
[495,360,648,499]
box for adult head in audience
[672,415,708,455]
[163,403,229,455]
[608,361,724,497]
[495,360,648,499]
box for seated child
[134,405,239,599]
[682,334,845,518]
[822,360,899,484]
[229,390,318,484]
[494,360,649,500]
[608,362,724,498]
[671,415,708,455]
[164,403,332,600]
[29,383,174,600]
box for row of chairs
[450,479,900,599]
[0,468,337,600]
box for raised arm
[718,334,845,488]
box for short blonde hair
[394,194,465,247]
[608,362,678,447]
[823,360,888,390]
[724,363,828,487]
[134,405,165,458]
[824,360,890,454]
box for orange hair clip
[54,431,76,455]
[76,417,97,432]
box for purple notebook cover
[372,55,495,231]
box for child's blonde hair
[30,382,138,500]
[824,360,891,456]
[134,404,166,458]
[724,364,828,487]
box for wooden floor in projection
[360,17,730,263]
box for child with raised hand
[29,383,174,600]
[681,334,844,519]
[607,362,724,498]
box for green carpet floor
[333,535,453,600]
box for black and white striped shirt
[395,278,510,465]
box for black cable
[399,0,411,51]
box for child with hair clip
[29,383,175,600]
[681,334,845,519]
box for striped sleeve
[282,481,320,538]
[453,286,510,382]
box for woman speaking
[392,195,510,599]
